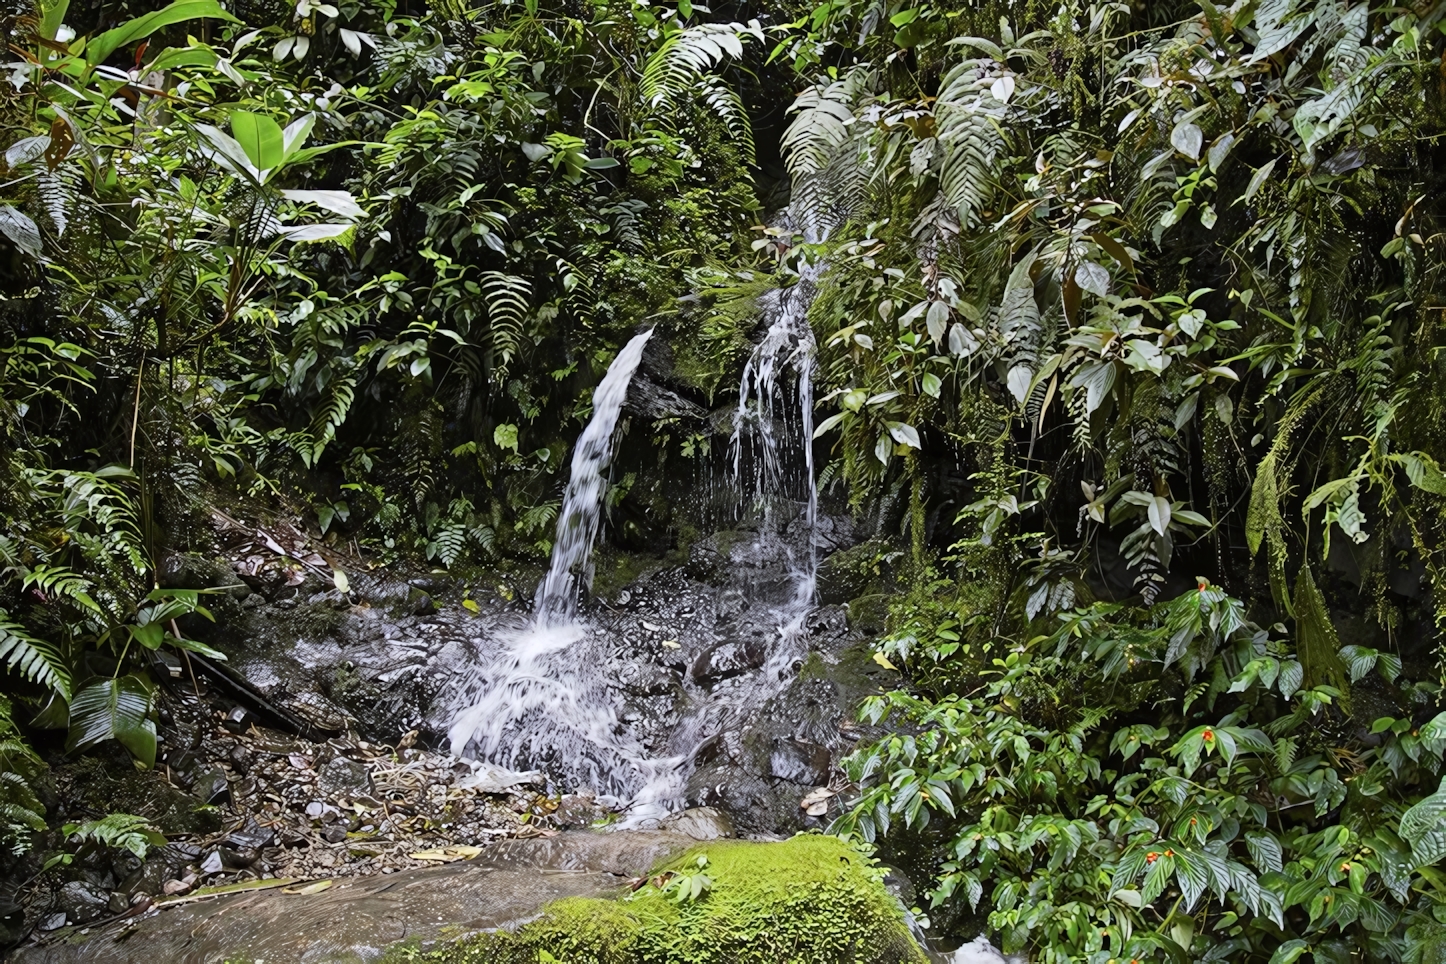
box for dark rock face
[57,882,109,925]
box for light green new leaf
[231,111,285,174]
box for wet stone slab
[12,831,696,964]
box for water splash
[534,328,655,627]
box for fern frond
[305,374,357,468]
[782,81,854,184]
[935,61,1010,230]
[479,270,532,372]
[640,22,759,162]
[0,611,72,698]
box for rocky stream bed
[0,502,936,962]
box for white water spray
[729,282,819,653]
[449,330,659,783]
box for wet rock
[0,898,27,945]
[39,912,67,931]
[408,590,436,616]
[106,892,129,915]
[191,767,230,805]
[321,824,348,843]
[659,807,733,840]
[689,638,765,687]
[199,851,224,875]
[119,843,201,897]
[617,661,679,698]
[59,881,111,924]
[768,738,832,786]
[552,793,605,830]
[222,817,275,852]
[162,879,190,896]
[317,756,371,797]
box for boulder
[58,881,110,924]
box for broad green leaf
[231,111,285,174]
[67,675,156,768]
[280,190,365,220]
[86,0,239,65]
[1171,121,1203,160]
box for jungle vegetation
[3,0,1446,960]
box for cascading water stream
[448,330,661,792]
[447,254,826,823]
[534,328,655,627]
[728,280,819,656]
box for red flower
[1146,852,1160,864]
[1202,728,1215,743]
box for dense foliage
[772,1,1446,961]
[3,0,1446,960]
[0,0,763,845]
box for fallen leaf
[800,786,837,817]
[409,845,482,863]
[661,639,681,649]
[332,568,350,594]
[872,652,898,671]
[461,598,480,613]
[282,879,333,895]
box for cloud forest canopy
[2,0,1446,960]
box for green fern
[0,698,47,853]
[0,610,72,698]
[641,22,760,159]
[479,270,532,373]
[303,374,357,468]
[935,60,1009,230]
[62,813,164,860]
[782,80,855,184]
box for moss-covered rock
[384,834,927,964]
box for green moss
[384,835,926,964]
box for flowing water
[534,328,655,627]
[449,276,822,822]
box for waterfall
[447,272,825,822]
[448,329,658,785]
[534,328,654,627]
[729,281,819,648]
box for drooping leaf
[67,676,156,768]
